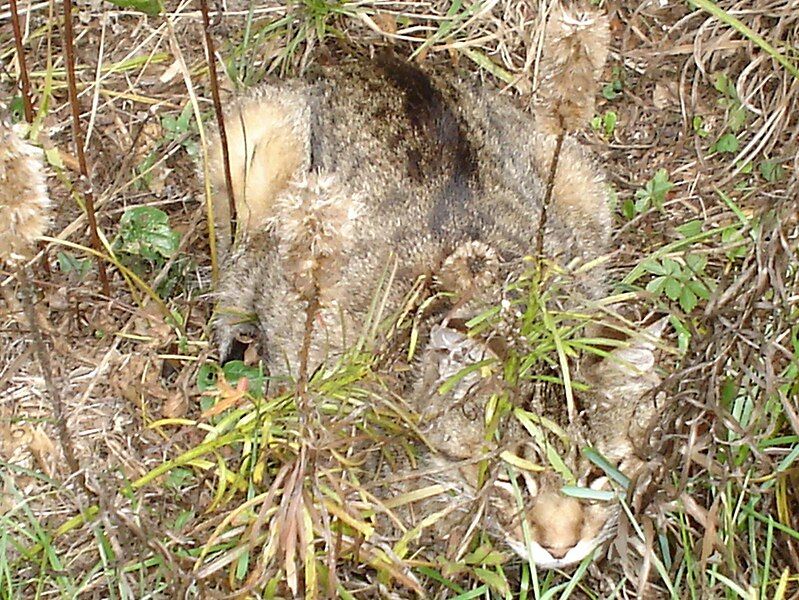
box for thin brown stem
[9,0,34,123]
[297,292,321,407]
[535,129,565,262]
[17,266,81,477]
[199,0,237,243]
[61,0,110,295]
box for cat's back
[210,56,611,368]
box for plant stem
[61,0,110,295]
[9,0,34,123]
[536,129,565,262]
[199,0,237,244]
[17,266,81,477]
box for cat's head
[412,319,667,568]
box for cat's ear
[592,317,668,379]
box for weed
[710,131,739,154]
[601,66,624,100]
[758,159,785,182]
[198,360,268,402]
[114,206,180,264]
[161,102,200,159]
[622,168,674,218]
[56,250,91,281]
[111,206,189,298]
[692,115,710,138]
[642,254,713,313]
[104,0,162,15]
[713,72,747,132]
[590,110,617,138]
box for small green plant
[642,254,713,313]
[591,110,617,138]
[113,206,186,297]
[622,168,674,218]
[758,159,785,182]
[713,72,747,132]
[601,66,624,100]
[161,103,199,158]
[197,360,268,403]
[105,0,161,15]
[721,226,747,261]
[692,115,709,138]
[9,95,26,122]
[57,250,92,280]
[710,132,739,154]
[115,206,180,264]
[428,543,511,596]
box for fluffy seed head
[537,2,610,134]
[436,240,500,298]
[0,119,51,264]
[271,172,361,305]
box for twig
[297,291,320,409]
[199,0,237,244]
[16,266,81,477]
[9,0,34,123]
[61,0,110,295]
[164,17,218,283]
[535,128,564,261]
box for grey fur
[212,55,610,376]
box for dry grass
[1,0,798,598]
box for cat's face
[411,319,666,568]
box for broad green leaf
[222,361,266,398]
[678,286,697,312]
[197,362,218,392]
[117,206,180,261]
[687,280,711,300]
[684,253,707,273]
[670,315,691,354]
[663,258,682,276]
[713,73,735,97]
[728,105,747,132]
[473,567,509,596]
[675,220,702,238]
[664,277,682,301]
[710,133,739,154]
[621,198,635,220]
[646,275,667,296]
[463,544,506,567]
[641,259,667,276]
[57,251,91,279]
[601,82,619,100]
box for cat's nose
[545,546,570,559]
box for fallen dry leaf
[162,391,188,419]
[28,427,56,478]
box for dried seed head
[436,240,500,298]
[271,172,361,305]
[0,119,51,264]
[537,2,610,134]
